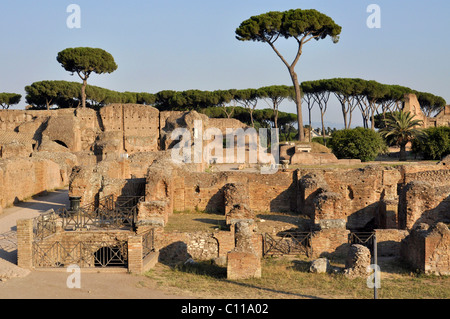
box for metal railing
[349,232,376,251]
[32,240,128,268]
[33,210,59,240]
[30,194,144,269]
[115,196,144,209]
[81,195,115,213]
[142,229,156,260]
[58,205,138,231]
[264,231,312,257]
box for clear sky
[0,0,449,128]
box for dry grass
[144,256,450,299]
[165,210,228,233]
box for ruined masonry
[0,102,449,277]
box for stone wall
[310,228,350,259]
[399,181,450,230]
[375,229,409,257]
[0,157,69,210]
[156,229,235,264]
[170,170,297,214]
[298,166,402,230]
[99,104,160,154]
[402,223,450,275]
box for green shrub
[411,127,450,160]
[329,127,386,162]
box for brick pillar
[127,235,143,274]
[227,221,261,280]
[17,219,34,269]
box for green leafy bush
[411,127,450,160]
[329,127,386,162]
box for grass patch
[144,256,450,299]
[166,209,228,233]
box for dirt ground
[0,269,189,299]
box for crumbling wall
[99,104,160,154]
[69,159,133,206]
[156,229,234,264]
[298,166,402,230]
[172,170,297,214]
[227,221,262,280]
[344,244,371,278]
[0,110,50,132]
[402,223,450,275]
[399,180,450,230]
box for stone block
[227,251,261,280]
[309,258,330,274]
[137,200,170,227]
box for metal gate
[263,231,312,257]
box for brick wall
[402,223,450,275]
[0,158,65,211]
[156,229,236,263]
[310,228,350,259]
[16,219,33,269]
[100,104,160,154]
[171,170,297,214]
[403,167,450,186]
[398,181,450,230]
[298,166,403,230]
[227,251,261,280]
[375,229,408,257]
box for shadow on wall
[412,194,450,229]
[205,186,226,214]
[269,175,299,213]
[316,242,350,261]
[158,241,192,266]
[346,202,380,232]
[398,184,450,230]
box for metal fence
[30,194,144,269]
[349,232,376,251]
[263,231,312,257]
[142,229,156,260]
[32,240,128,268]
[58,206,138,231]
[33,210,59,240]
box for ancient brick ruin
[1,102,449,277]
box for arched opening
[94,245,127,268]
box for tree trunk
[371,111,375,130]
[274,109,279,130]
[399,143,407,161]
[308,108,312,142]
[290,70,305,141]
[81,79,87,108]
[342,109,348,129]
[321,111,326,145]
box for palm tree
[380,111,425,161]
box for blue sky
[0,0,449,128]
